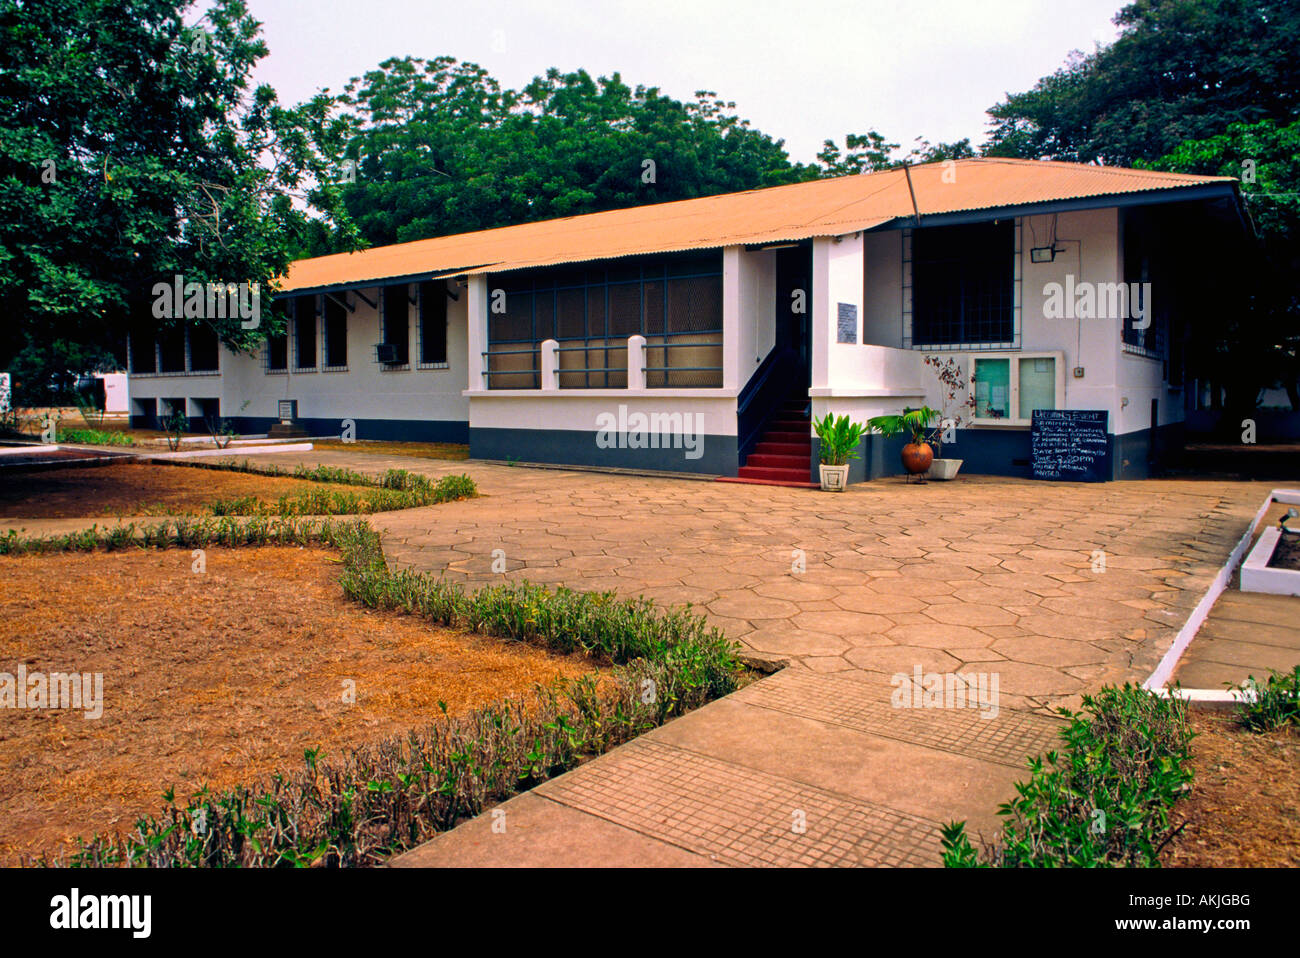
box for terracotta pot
[901,442,934,475]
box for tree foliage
[1145,119,1300,408]
[335,58,816,246]
[0,0,357,402]
[984,0,1300,166]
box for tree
[0,0,357,403]
[984,0,1300,166]
[1144,120,1300,411]
[334,58,812,246]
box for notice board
[1030,409,1110,482]
[836,303,857,344]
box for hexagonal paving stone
[923,604,1019,627]
[991,634,1109,667]
[1039,595,1146,622]
[979,661,1086,698]
[753,579,842,602]
[708,592,800,620]
[742,627,851,657]
[791,609,895,638]
[831,589,928,615]
[894,561,981,581]
[884,622,996,648]
[842,645,963,676]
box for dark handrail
[737,346,799,462]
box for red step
[714,395,816,487]
[763,430,810,445]
[745,453,807,469]
[717,476,819,489]
[736,465,810,482]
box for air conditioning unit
[374,343,400,364]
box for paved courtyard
[44,447,1276,865]
[233,450,1267,711]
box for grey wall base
[470,427,738,476]
[813,425,1186,483]
[131,415,469,444]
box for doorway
[774,243,813,391]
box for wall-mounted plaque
[836,302,858,344]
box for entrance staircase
[717,397,817,488]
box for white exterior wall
[810,232,925,426]
[855,207,1169,438]
[730,246,776,388]
[128,284,470,433]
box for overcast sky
[248,0,1126,163]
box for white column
[626,334,646,390]
[722,246,742,390]
[811,233,865,392]
[540,338,559,391]
[465,275,488,391]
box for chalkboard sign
[836,302,857,344]
[1030,409,1111,482]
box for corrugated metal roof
[281,158,1235,292]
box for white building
[127,159,1248,481]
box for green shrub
[941,685,1194,867]
[0,516,357,555]
[1234,666,1300,732]
[189,465,476,516]
[57,428,135,446]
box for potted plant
[867,406,940,480]
[922,356,977,480]
[812,412,867,491]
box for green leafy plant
[811,413,867,466]
[866,406,940,445]
[56,428,134,446]
[205,416,238,450]
[941,685,1194,868]
[1232,666,1300,732]
[163,410,188,452]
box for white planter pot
[927,458,963,481]
[819,463,850,492]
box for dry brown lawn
[0,546,599,864]
[0,463,362,518]
[1165,710,1300,866]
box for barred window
[1122,209,1166,359]
[189,324,219,371]
[419,280,448,365]
[294,295,317,369]
[323,295,348,368]
[158,327,186,373]
[912,221,1014,347]
[485,252,723,389]
[381,284,410,365]
[129,326,156,374]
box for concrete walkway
[186,449,1272,866]
[1172,501,1300,690]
